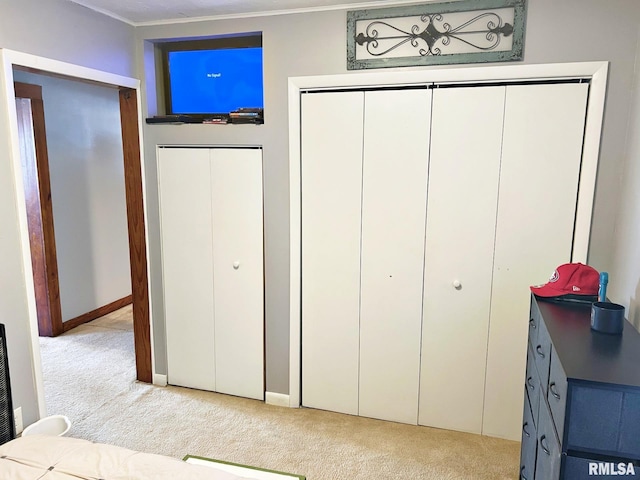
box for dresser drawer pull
[549,382,561,400]
[536,345,545,358]
[527,377,535,390]
[520,465,528,480]
[540,435,551,455]
[523,421,531,438]
[529,318,536,329]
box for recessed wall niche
[145,32,263,124]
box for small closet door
[301,91,364,415]
[211,148,264,400]
[358,89,431,424]
[482,82,589,440]
[419,86,506,433]
[158,148,216,392]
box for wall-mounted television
[159,33,263,120]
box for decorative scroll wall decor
[347,0,526,70]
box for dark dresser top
[534,296,640,388]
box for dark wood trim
[14,82,64,337]
[119,88,152,383]
[15,82,42,99]
[62,295,133,332]
[15,78,152,384]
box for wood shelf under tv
[145,114,263,125]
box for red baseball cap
[530,263,599,298]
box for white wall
[609,27,640,329]
[136,0,640,396]
[13,70,131,321]
[0,0,135,426]
[0,0,134,77]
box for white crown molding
[67,0,137,26]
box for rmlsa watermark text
[589,462,636,476]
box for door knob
[453,280,462,289]
[233,261,240,269]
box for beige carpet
[38,306,520,479]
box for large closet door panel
[211,148,264,400]
[419,86,506,433]
[158,148,216,391]
[358,89,431,424]
[301,92,364,415]
[483,83,589,440]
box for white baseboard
[265,391,290,407]
[153,374,167,386]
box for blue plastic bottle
[599,272,609,302]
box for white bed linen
[0,435,251,480]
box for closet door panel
[483,83,589,440]
[301,92,364,415]
[359,89,431,424]
[211,148,264,400]
[158,148,216,391]
[419,86,506,433]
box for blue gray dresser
[521,295,640,479]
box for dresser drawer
[562,455,640,479]
[566,384,623,454]
[536,397,561,480]
[525,343,540,428]
[618,391,640,458]
[548,348,568,443]
[533,314,552,394]
[520,389,537,480]
[566,384,640,458]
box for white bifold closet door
[419,86,506,434]
[359,89,431,424]
[301,91,364,416]
[158,147,264,400]
[419,82,588,438]
[211,148,264,400]
[159,147,216,392]
[301,88,431,423]
[301,81,588,439]
[482,83,589,439]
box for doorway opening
[2,50,152,419]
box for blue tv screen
[167,47,263,115]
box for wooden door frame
[286,61,609,409]
[15,82,144,339]
[14,81,64,338]
[2,50,153,417]
[119,88,152,383]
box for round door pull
[233,261,240,269]
[453,280,462,289]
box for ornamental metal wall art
[347,0,527,70]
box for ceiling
[66,0,427,25]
